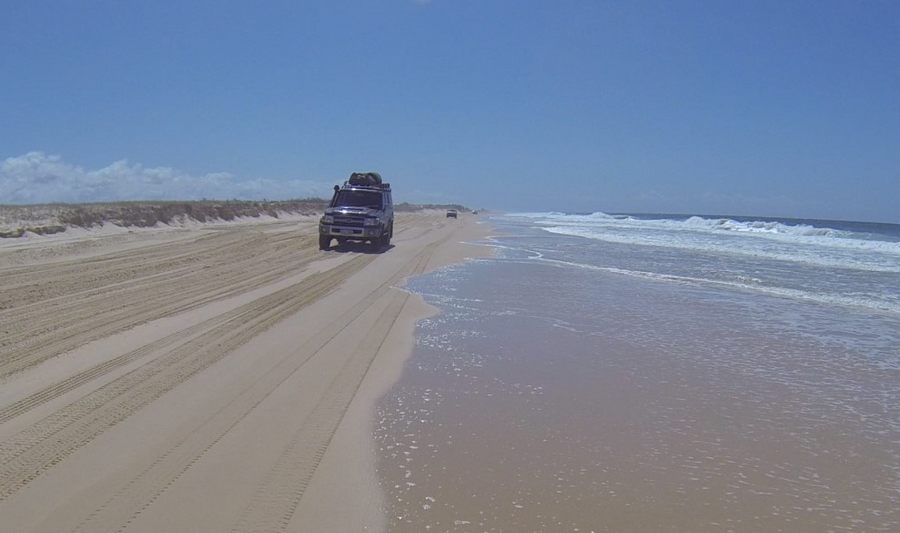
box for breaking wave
[508,212,900,273]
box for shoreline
[292,217,495,531]
[373,215,900,532]
[0,211,495,532]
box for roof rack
[343,181,391,191]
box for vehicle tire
[381,227,391,247]
[336,237,347,247]
[319,235,331,250]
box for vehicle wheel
[336,238,347,247]
[381,229,391,247]
[319,235,331,250]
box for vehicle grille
[333,215,365,227]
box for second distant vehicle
[319,172,393,250]
[446,209,458,219]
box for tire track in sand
[0,244,321,423]
[0,304,234,425]
[0,233,319,378]
[230,288,412,533]
[0,254,373,501]
[69,243,439,533]
[229,246,435,533]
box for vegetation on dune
[0,199,326,237]
[55,199,328,228]
[0,199,472,238]
[0,225,67,239]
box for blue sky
[2,1,899,222]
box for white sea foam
[506,212,900,272]
[678,215,850,237]
[509,211,894,240]
[528,256,900,316]
[499,212,900,316]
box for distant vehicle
[446,209,458,219]
[319,172,393,250]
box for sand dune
[0,211,489,532]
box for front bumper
[319,224,382,239]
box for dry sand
[0,211,491,532]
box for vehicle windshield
[333,190,382,209]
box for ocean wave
[508,211,621,221]
[541,225,900,273]
[679,215,850,237]
[507,211,900,239]
[522,212,863,238]
[504,211,900,271]
[529,256,900,316]
[506,211,569,218]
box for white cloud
[0,152,333,204]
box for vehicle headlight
[364,217,379,226]
[321,215,334,224]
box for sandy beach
[5,1,899,530]
[0,211,491,532]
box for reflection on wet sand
[377,244,900,532]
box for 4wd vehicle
[446,209,458,218]
[319,172,394,250]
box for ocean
[513,212,900,316]
[376,213,900,532]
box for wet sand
[0,211,491,532]
[376,247,900,532]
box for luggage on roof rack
[348,172,382,186]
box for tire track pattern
[232,291,410,533]
[0,236,321,423]
[0,254,374,501]
[0,308,230,425]
[68,244,439,533]
[0,231,319,378]
[230,248,435,533]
